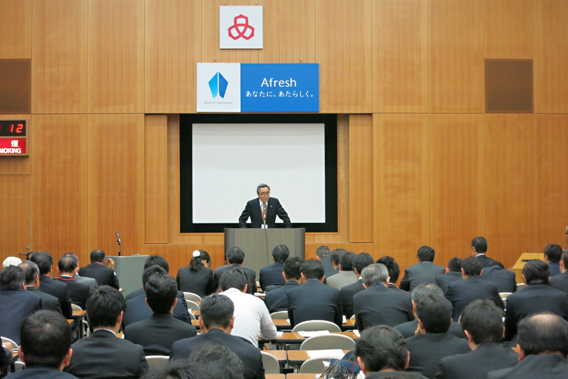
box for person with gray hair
[238,183,291,228]
[353,264,413,331]
[2,256,22,268]
[19,260,62,314]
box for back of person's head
[20,310,72,368]
[143,265,167,287]
[447,257,463,272]
[2,256,22,268]
[355,325,408,372]
[376,256,400,283]
[352,253,374,275]
[86,285,126,329]
[141,359,211,379]
[416,294,452,333]
[331,249,347,265]
[544,244,563,263]
[283,256,303,280]
[339,252,356,271]
[517,313,568,357]
[410,282,444,302]
[316,245,331,258]
[199,250,211,266]
[416,246,435,262]
[271,245,290,263]
[19,260,40,285]
[145,271,177,314]
[28,251,53,275]
[219,267,248,291]
[144,255,170,273]
[200,294,234,329]
[471,237,487,253]
[188,343,243,379]
[189,250,206,272]
[300,259,325,280]
[460,299,504,344]
[522,260,550,285]
[225,247,245,265]
[361,263,389,287]
[461,256,482,277]
[90,249,106,263]
[58,255,78,273]
[0,266,25,291]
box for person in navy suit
[471,236,504,269]
[479,265,517,293]
[78,250,119,289]
[544,243,563,277]
[265,256,302,313]
[340,253,374,318]
[213,247,257,295]
[435,257,463,293]
[56,255,92,310]
[259,244,289,292]
[29,251,73,318]
[399,246,445,292]
[550,251,568,294]
[20,260,62,314]
[238,183,291,228]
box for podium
[107,255,149,297]
[224,228,305,274]
[511,252,543,283]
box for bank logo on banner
[220,6,263,49]
[197,63,240,112]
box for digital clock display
[0,120,26,136]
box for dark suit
[399,262,445,292]
[475,254,504,269]
[171,329,265,379]
[504,284,568,341]
[125,313,197,355]
[480,266,517,293]
[395,319,465,339]
[56,276,92,309]
[444,276,504,321]
[65,330,148,379]
[435,272,462,293]
[287,279,342,327]
[176,266,213,297]
[0,290,41,344]
[6,366,79,379]
[487,354,568,379]
[366,373,427,379]
[239,197,291,228]
[340,279,365,319]
[125,288,187,307]
[264,280,300,313]
[38,275,73,318]
[322,256,339,278]
[406,333,470,379]
[259,262,285,291]
[79,262,119,289]
[123,292,190,327]
[550,271,568,294]
[214,264,257,295]
[354,284,413,330]
[26,286,61,314]
[549,262,561,277]
[435,342,519,379]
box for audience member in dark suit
[176,249,214,297]
[399,246,445,292]
[471,236,504,269]
[329,248,347,279]
[238,183,291,229]
[171,294,265,379]
[125,270,197,355]
[287,259,342,327]
[544,243,563,277]
[550,250,568,294]
[377,256,403,291]
[340,253,374,318]
[435,257,463,293]
[56,255,92,309]
[5,310,78,379]
[317,245,338,279]
[123,266,191,327]
[29,251,73,318]
[185,343,244,379]
[0,266,42,345]
[265,256,302,313]
[327,252,358,290]
[435,299,518,379]
[20,260,62,314]
[63,253,98,291]
[65,286,148,378]
[354,263,414,330]
[488,313,568,379]
[78,249,119,289]
[139,360,217,379]
[405,295,470,378]
[213,247,256,294]
[504,260,568,342]
[444,257,504,321]
[480,265,517,293]
[395,283,465,339]
[259,244,289,291]
[355,325,427,379]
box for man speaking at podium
[239,183,291,228]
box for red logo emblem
[228,14,255,40]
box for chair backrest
[517,283,526,290]
[300,357,332,374]
[270,311,289,320]
[71,303,83,312]
[292,320,341,333]
[186,300,200,312]
[300,334,355,350]
[145,355,170,370]
[260,352,281,374]
[183,292,202,303]
[1,336,18,349]
[188,311,197,320]
[500,292,513,308]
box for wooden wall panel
[349,115,373,242]
[88,0,144,113]
[30,115,88,256]
[32,0,88,113]
[373,0,428,113]
[88,114,145,255]
[145,115,168,243]
[0,175,30,256]
[145,0,201,113]
[429,115,485,259]
[429,0,484,113]
[534,0,568,113]
[260,0,316,63]
[536,115,568,248]
[316,0,372,113]
[374,115,429,271]
[484,0,533,59]
[0,0,31,58]
[0,114,30,175]
[485,115,535,268]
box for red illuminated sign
[0,138,26,155]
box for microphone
[115,232,121,257]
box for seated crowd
[1,236,568,378]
